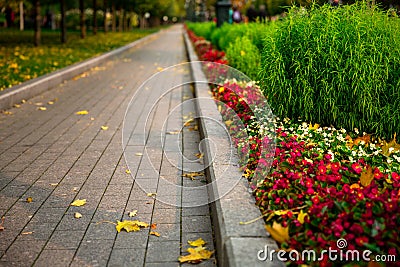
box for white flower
[352,151,357,157]
[387,158,393,164]
[373,150,380,156]
[354,128,359,134]
[369,143,376,149]
[340,128,346,134]
[389,147,395,153]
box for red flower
[351,162,362,174]
[355,236,369,247]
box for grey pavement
[0,25,216,267]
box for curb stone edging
[183,31,285,267]
[0,30,161,111]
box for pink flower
[351,162,362,174]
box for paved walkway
[0,25,216,267]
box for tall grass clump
[259,1,400,141]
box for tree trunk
[123,11,128,31]
[80,0,86,39]
[93,0,97,35]
[34,0,41,46]
[118,8,123,32]
[19,1,24,31]
[60,0,67,43]
[111,2,116,32]
[103,0,107,33]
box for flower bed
[186,25,400,266]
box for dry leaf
[157,67,164,71]
[47,101,54,105]
[0,217,4,231]
[74,212,82,219]
[308,123,320,130]
[265,221,289,244]
[116,220,149,233]
[75,110,88,115]
[151,223,157,229]
[147,193,157,197]
[135,153,143,156]
[50,183,58,186]
[188,238,206,247]
[182,172,204,180]
[101,126,109,130]
[178,246,214,263]
[125,169,131,174]
[14,104,21,108]
[70,199,86,207]
[184,119,194,127]
[90,117,95,121]
[224,120,233,127]
[26,197,33,203]
[34,102,43,106]
[150,231,160,237]
[128,210,138,217]
[380,133,400,157]
[3,111,13,115]
[166,131,180,135]
[195,153,204,159]
[360,165,374,187]
[38,107,47,111]
[21,231,33,235]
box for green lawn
[0,28,158,91]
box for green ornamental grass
[259,1,400,141]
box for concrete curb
[183,32,285,267]
[0,30,161,111]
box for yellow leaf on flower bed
[360,165,374,187]
[297,210,308,224]
[265,221,289,244]
[380,133,400,157]
[116,220,149,233]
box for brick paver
[0,25,216,266]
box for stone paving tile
[71,240,113,267]
[182,215,213,233]
[34,249,75,267]
[45,230,85,250]
[108,248,146,267]
[145,241,181,263]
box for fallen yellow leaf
[360,165,374,187]
[128,210,138,217]
[50,183,58,186]
[308,123,320,130]
[179,246,214,263]
[0,217,4,231]
[75,110,88,115]
[135,153,143,156]
[101,126,109,130]
[225,120,233,127]
[13,104,21,108]
[150,231,160,237]
[195,153,203,159]
[380,133,400,157]
[182,172,204,180]
[38,107,47,111]
[151,223,157,229]
[125,169,131,174]
[265,221,289,244]
[188,238,206,247]
[74,212,82,219]
[157,67,164,71]
[166,131,180,135]
[147,193,157,197]
[47,101,54,105]
[297,210,308,224]
[21,231,33,235]
[26,197,33,203]
[116,220,149,233]
[70,199,86,207]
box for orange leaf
[150,231,160,237]
[151,223,157,229]
[360,165,374,187]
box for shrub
[259,2,400,141]
[185,21,216,41]
[226,36,260,80]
